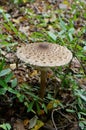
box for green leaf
[59,17,67,31]
[0,41,10,45]
[48,31,57,41]
[0,59,5,71]
[42,103,47,113]
[0,34,7,40]
[0,79,8,88]
[0,88,7,95]
[36,102,41,113]
[27,101,34,112]
[79,122,85,130]
[0,8,4,13]
[79,112,86,116]
[66,109,75,113]
[16,93,25,102]
[0,79,8,94]
[3,12,10,22]
[5,73,13,83]
[23,91,41,101]
[11,78,17,88]
[68,33,73,41]
[0,68,11,77]
[83,46,86,51]
[77,91,86,102]
[4,23,11,31]
[68,28,75,34]
[0,123,11,130]
[7,87,17,94]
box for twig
[56,122,71,130]
[58,111,72,123]
[51,109,58,130]
[51,107,74,130]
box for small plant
[0,123,11,130]
[74,89,86,130]
[18,83,46,113]
[63,76,86,130]
[0,59,17,95]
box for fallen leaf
[37,110,45,115]
[23,119,29,126]
[29,115,38,129]
[31,120,44,130]
[50,13,57,22]
[71,57,81,73]
[12,19,20,24]
[59,4,68,9]
[10,63,16,70]
[47,100,60,110]
[47,69,53,78]
[30,70,38,77]
[78,78,86,90]
[13,119,26,130]
[19,26,29,36]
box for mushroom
[17,42,72,98]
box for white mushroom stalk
[17,42,72,98]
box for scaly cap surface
[17,42,72,67]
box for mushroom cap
[17,42,72,68]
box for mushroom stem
[39,69,47,99]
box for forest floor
[0,0,86,130]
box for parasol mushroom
[16,42,72,98]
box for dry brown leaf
[71,57,81,73]
[30,70,38,77]
[13,119,26,130]
[59,4,68,9]
[37,110,45,116]
[31,120,44,130]
[23,119,29,126]
[19,26,29,36]
[12,19,20,24]
[10,63,16,70]
[77,78,86,90]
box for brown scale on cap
[38,43,49,49]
